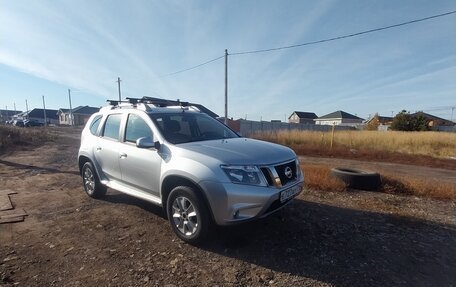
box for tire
[81,162,107,198]
[166,186,211,244]
[330,167,381,191]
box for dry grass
[0,125,54,154]
[302,164,346,192]
[302,163,456,200]
[381,174,456,200]
[253,130,456,169]
[254,130,456,158]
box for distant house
[57,108,71,125]
[314,110,364,126]
[16,108,59,125]
[288,111,318,124]
[58,106,100,126]
[365,115,393,125]
[0,109,22,123]
[411,112,454,128]
[365,115,393,131]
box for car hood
[178,137,296,165]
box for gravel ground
[1,128,455,286]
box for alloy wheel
[83,167,95,194]
[171,196,199,236]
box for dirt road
[1,128,455,286]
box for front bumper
[199,174,304,226]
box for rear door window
[89,115,102,135]
[102,114,122,140]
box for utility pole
[13,102,16,114]
[451,106,455,123]
[42,95,47,126]
[68,89,73,126]
[25,99,29,119]
[117,77,122,102]
[224,49,228,124]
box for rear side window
[89,115,102,135]
[125,114,152,143]
[102,114,122,140]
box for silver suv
[78,97,304,243]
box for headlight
[295,158,302,176]
[221,165,267,186]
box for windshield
[150,112,239,144]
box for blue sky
[1,0,455,121]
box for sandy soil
[1,128,455,286]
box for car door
[94,113,123,181]
[119,113,162,196]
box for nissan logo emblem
[284,166,293,179]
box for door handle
[119,153,127,159]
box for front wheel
[166,186,211,244]
[82,162,107,198]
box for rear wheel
[82,162,107,198]
[166,186,211,244]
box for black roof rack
[140,97,219,118]
[106,99,129,106]
[122,96,190,107]
[106,97,219,118]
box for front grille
[260,167,274,186]
[274,160,297,186]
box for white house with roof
[57,106,100,126]
[314,110,364,127]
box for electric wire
[230,10,456,55]
[161,10,456,76]
[162,55,225,77]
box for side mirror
[136,137,159,150]
[154,141,161,150]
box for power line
[230,10,456,56]
[159,10,455,77]
[162,55,224,77]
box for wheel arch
[161,175,215,222]
[78,155,92,175]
